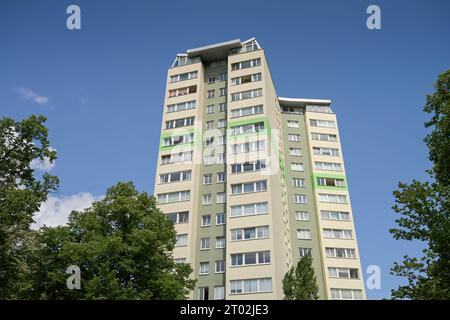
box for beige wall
[225,49,290,299]
[154,42,366,300]
[304,111,366,299]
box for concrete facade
[154,38,365,300]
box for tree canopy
[1,115,195,299]
[20,181,196,299]
[390,70,450,299]
[0,115,58,298]
[282,256,319,300]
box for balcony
[230,41,260,55]
[171,56,201,68]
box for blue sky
[1,0,449,299]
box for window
[290,148,302,156]
[231,58,261,71]
[204,137,216,147]
[328,267,359,279]
[203,174,212,185]
[207,90,215,99]
[203,155,214,165]
[218,135,226,145]
[287,120,299,128]
[330,288,363,300]
[168,85,197,97]
[200,237,210,250]
[170,71,197,83]
[167,211,189,224]
[319,193,347,204]
[208,76,215,84]
[174,258,187,264]
[218,119,227,128]
[216,213,225,225]
[167,100,196,113]
[321,211,350,221]
[172,56,201,67]
[215,260,225,273]
[230,122,264,136]
[294,194,308,204]
[231,160,266,174]
[206,105,214,114]
[216,192,226,204]
[231,226,269,241]
[159,170,191,184]
[214,286,225,300]
[325,247,356,259]
[157,190,190,204]
[219,72,227,81]
[231,251,271,266]
[176,234,188,247]
[199,262,209,275]
[230,278,272,294]
[317,177,345,187]
[311,132,338,142]
[230,105,263,118]
[161,151,192,165]
[201,215,211,227]
[206,120,214,130]
[288,134,300,142]
[231,180,267,195]
[306,105,333,113]
[230,140,265,154]
[162,133,194,147]
[295,211,309,221]
[292,178,305,187]
[297,229,312,240]
[219,88,227,96]
[230,202,268,217]
[291,163,304,172]
[299,248,312,258]
[198,287,209,300]
[310,119,335,128]
[283,106,304,114]
[205,137,214,147]
[202,194,212,205]
[230,40,259,54]
[216,237,226,249]
[165,116,194,129]
[218,102,227,112]
[323,228,353,239]
[216,153,226,164]
[217,172,226,183]
[315,162,342,172]
[231,88,263,101]
[231,73,262,85]
[313,147,339,156]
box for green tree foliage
[390,70,450,299]
[424,71,450,186]
[0,115,58,298]
[282,256,319,300]
[19,182,196,299]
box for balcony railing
[230,42,260,55]
[171,56,201,68]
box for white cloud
[16,87,49,105]
[34,95,49,105]
[32,192,101,229]
[30,157,55,171]
[30,148,56,172]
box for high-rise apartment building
[154,38,365,300]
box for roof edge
[187,39,242,55]
[278,97,332,105]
